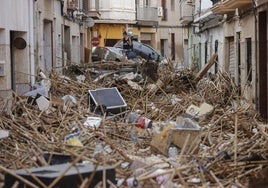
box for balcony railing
[211,0,251,14]
[88,0,100,19]
[136,6,158,22]
[179,1,194,24]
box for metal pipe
[252,0,258,111]
[29,0,36,85]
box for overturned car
[114,40,167,63]
[92,41,167,64]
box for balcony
[88,0,100,19]
[223,0,252,9]
[179,0,194,24]
[136,6,158,26]
[211,0,252,14]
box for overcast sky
[201,0,213,10]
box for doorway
[246,38,252,82]
[214,40,218,73]
[72,35,79,64]
[10,31,15,91]
[183,39,189,67]
[225,37,235,82]
[171,33,175,61]
[258,11,267,119]
[160,39,168,59]
[64,26,71,66]
[236,32,241,94]
[10,31,30,94]
[44,20,53,72]
[80,33,84,63]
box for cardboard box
[151,118,201,156]
[186,102,214,120]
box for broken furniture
[88,87,127,115]
[42,153,82,165]
[4,163,116,188]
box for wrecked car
[114,40,167,63]
[91,46,123,62]
[92,41,167,65]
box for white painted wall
[0,0,33,96]
[98,0,136,20]
[0,1,29,31]
[0,0,85,97]
[36,0,84,73]
[157,0,184,65]
[202,27,224,73]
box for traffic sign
[92,37,100,46]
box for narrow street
[1,60,268,187]
[1,0,268,187]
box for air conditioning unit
[157,7,163,17]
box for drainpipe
[135,0,137,21]
[134,0,138,38]
[252,0,258,110]
[29,0,36,85]
[61,0,65,73]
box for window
[161,0,167,21]
[82,0,88,12]
[171,33,175,60]
[144,0,150,7]
[205,41,208,64]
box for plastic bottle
[127,112,152,129]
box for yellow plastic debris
[161,124,174,139]
[66,136,83,147]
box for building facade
[184,0,268,119]
[210,0,268,119]
[88,0,184,65]
[157,0,184,66]
[0,0,88,98]
[88,0,159,47]
[0,0,35,98]
[88,0,136,47]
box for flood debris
[0,130,9,139]
[195,53,218,82]
[151,117,201,156]
[4,162,116,188]
[36,95,50,111]
[89,87,127,116]
[0,62,267,187]
[185,102,214,120]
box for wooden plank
[195,53,218,82]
